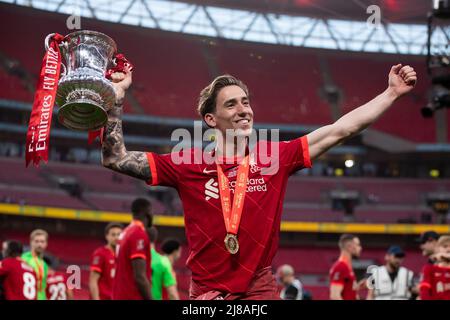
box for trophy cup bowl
[45,30,117,131]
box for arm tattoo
[101,103,151,181]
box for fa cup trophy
[44,30,118,131]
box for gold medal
[224,233,239,254]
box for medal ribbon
[216,155,249,236]
[32,252,44,293]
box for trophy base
[58,99,108,131]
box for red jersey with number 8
[0,257,37,300]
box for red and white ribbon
[25,33,64,167]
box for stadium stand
[209,41,332,124]
[327,53,434,142]
[0,68,32,102]
[3,156,447,223]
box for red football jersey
[0,257,37,300]
[112,220,151,300]
[329,258,357,300]
[90,246,116,300]
[420,264,450,300]
[146,136,311,293]
[46,270,68,300]
[419,262,435,300]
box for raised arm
[101,67,151,181]
[307,64,417,161]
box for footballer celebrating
[102,62,417,299]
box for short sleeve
[146,152,181,187]
[279,136,312,175]
[129,230,149,261]
[330,263,348,286]
[162,259,176,288]
[90,250,105,274]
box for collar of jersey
[338,255,353,270]
[131,219,145,231]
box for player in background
[89,222,123,300]
[21,229,49,300]
[148,227,180,300]
[366,246,414,300]
[419,235,450,300]
[112,198,153,300]
[0,240,37,300]
[44,256,73,300]
[276,264,303,300]
[161,238,182,299]
[417,231,439,299]
[329,234,362,300]
[419,231,440,263]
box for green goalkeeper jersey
[21,251,48,300]
[151,248,176,300]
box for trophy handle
[44,33,67,78]
[60,63,67,77]
[44,33,56,51]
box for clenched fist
[388,64,417,99]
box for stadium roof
[178,0,432,24]
[2,0,448,55]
